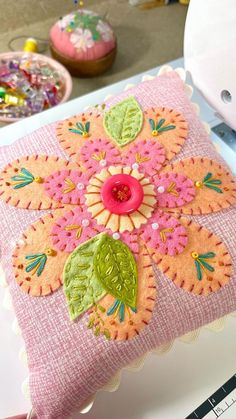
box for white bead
[132,162,139,170]
[77,182,84,190]
[157,185,165,194]
[82,219,90,227]
[99,159,107,167]
[152,222,159,230]
[112,232,120,240]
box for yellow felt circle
[136,107,188,161]
[163,157,236,215]
[13,209,69,296]
[88,242,156,340]
[0,155,79,210]
[148,218,232,296]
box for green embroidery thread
[203,172,223,193]
[87,304,111,339]
[63,234,106,321]
[148,118,176,136]
[103,97,143,147]
[25,254,47,277]
[11,168,43,189]
[68,121,90,137]
[94,233,138,309]
[107,298,137,323]
[25,248,56,277]
[191,251,216,281]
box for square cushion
[0,71,235,418]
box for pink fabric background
[0,72,235,418]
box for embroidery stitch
[148,117,176,136]
[191,251,216,281]
[63,178,76,194]
[11,168,43,189]
[64,224,83,239]
[68,121,90,137]
[25,248,56,277]
[195,172,223,194]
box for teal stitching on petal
[11,168,35,189]
[192,252,216,281]
[25,253,47,277]
[203,172,223,193]
[148,117,176,136]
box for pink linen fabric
[0,72,235,418]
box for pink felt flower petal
[141,210,188,255]
[80,139,121,172]
[122,139,166,176]
[44,169,89,205]
[51,207,101,253]
[153,172,195,208]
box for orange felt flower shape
[0,97,235,341]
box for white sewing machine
[185,0,236,155]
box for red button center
[101,173,144,215]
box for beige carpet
[0,0,187,125]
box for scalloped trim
[0,64,224,416]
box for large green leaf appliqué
[63,235,106,321]
[94,233,138,308]
[103,97,143,147]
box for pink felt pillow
[50,9,116,61]
[0,71,236,418]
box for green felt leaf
[94,233,138,308]
[63,235,106,321]
[103,97,143,147]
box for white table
[1,58,236,419]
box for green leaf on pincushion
[103,97,143,147]
[94,233,138,308]
[63,234,106,321]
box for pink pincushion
[50,9,116,62]
[0,71,236,418]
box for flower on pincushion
[70,28,94,51]
[0,96,235,341]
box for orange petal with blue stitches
[147,218,232,296]
[56,110,106,163]
[13,209,69,296]
[162,157,236,215]
[136,107,188,161]
[0,155,79,210]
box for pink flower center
[101,173,144,215]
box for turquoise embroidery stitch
[68,121,90,137]
[148,118,176,136]
[191,251,216,281]
[25,253,47,277]
[11,168,35,189]
[107,299,137,322]
[202,172,223,193]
